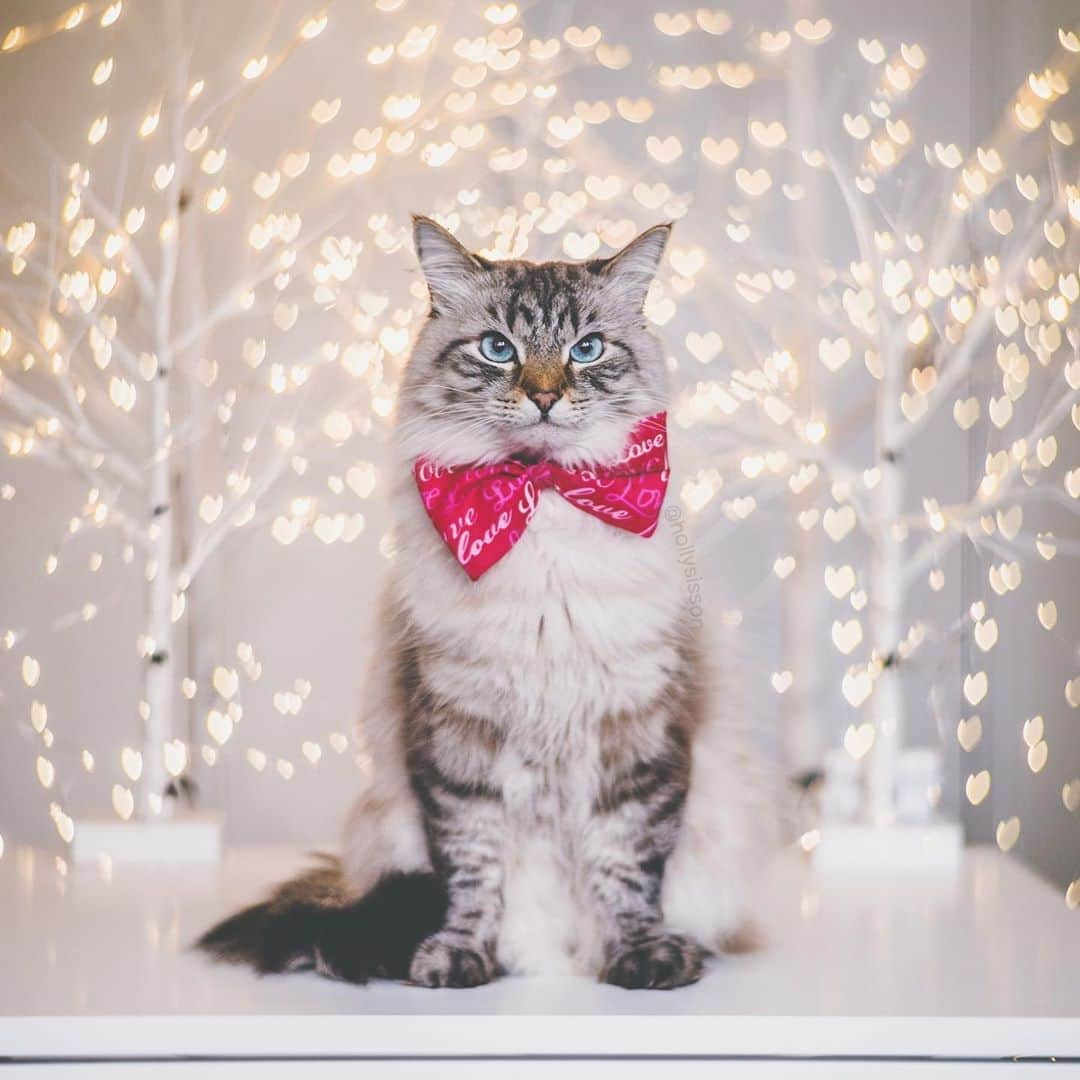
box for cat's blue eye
[569,333,604,364]
[479,332,516,364]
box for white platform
[0,845,1077,1073]
[70,813,223,865]
[813,820,964,873]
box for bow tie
[414,412,670,580]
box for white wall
[962,0,1080,888]
[1,0,1076,886]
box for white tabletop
[1,844,1077,1063]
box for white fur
[662,619,779,949]
[343,464,773,974]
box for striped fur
[197,219,777,989]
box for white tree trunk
[867,358,905,825]
[781,0,828,776]
[142,366,174,815]
[139,0,185,817]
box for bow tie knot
[414,413,670,580]
[525,461,556,489]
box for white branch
[0,372,144,488]
[180,441,299,583]
[894,207,1056,450]
[167,208,348,358]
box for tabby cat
[198,217,775,990]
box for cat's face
[397,218,671,467]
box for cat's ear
[412,214,488,313]
[596,222,671,309]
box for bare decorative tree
[649,29,1080,827]
[0,0,421,815]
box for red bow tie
[414,412,671,580]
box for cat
[197,217,777,990]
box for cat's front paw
[409,933,494,988]
[602,930,707,990]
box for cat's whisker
[395,407,486,432]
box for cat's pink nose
[530,390,560,414]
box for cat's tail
[195,853,448,983]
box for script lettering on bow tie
[416,460,449,484]
[619,430,666,463]
[483,474,522,512]
[456,508,515,567]
[630,482,664,512]
[445,505,478,542]
[517,478,539,520]
[559,482,633,522]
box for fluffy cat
[198,217,776,990]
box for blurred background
[0,0,1076,894]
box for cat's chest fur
[395,481,684,753]
[395,481,686,973]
